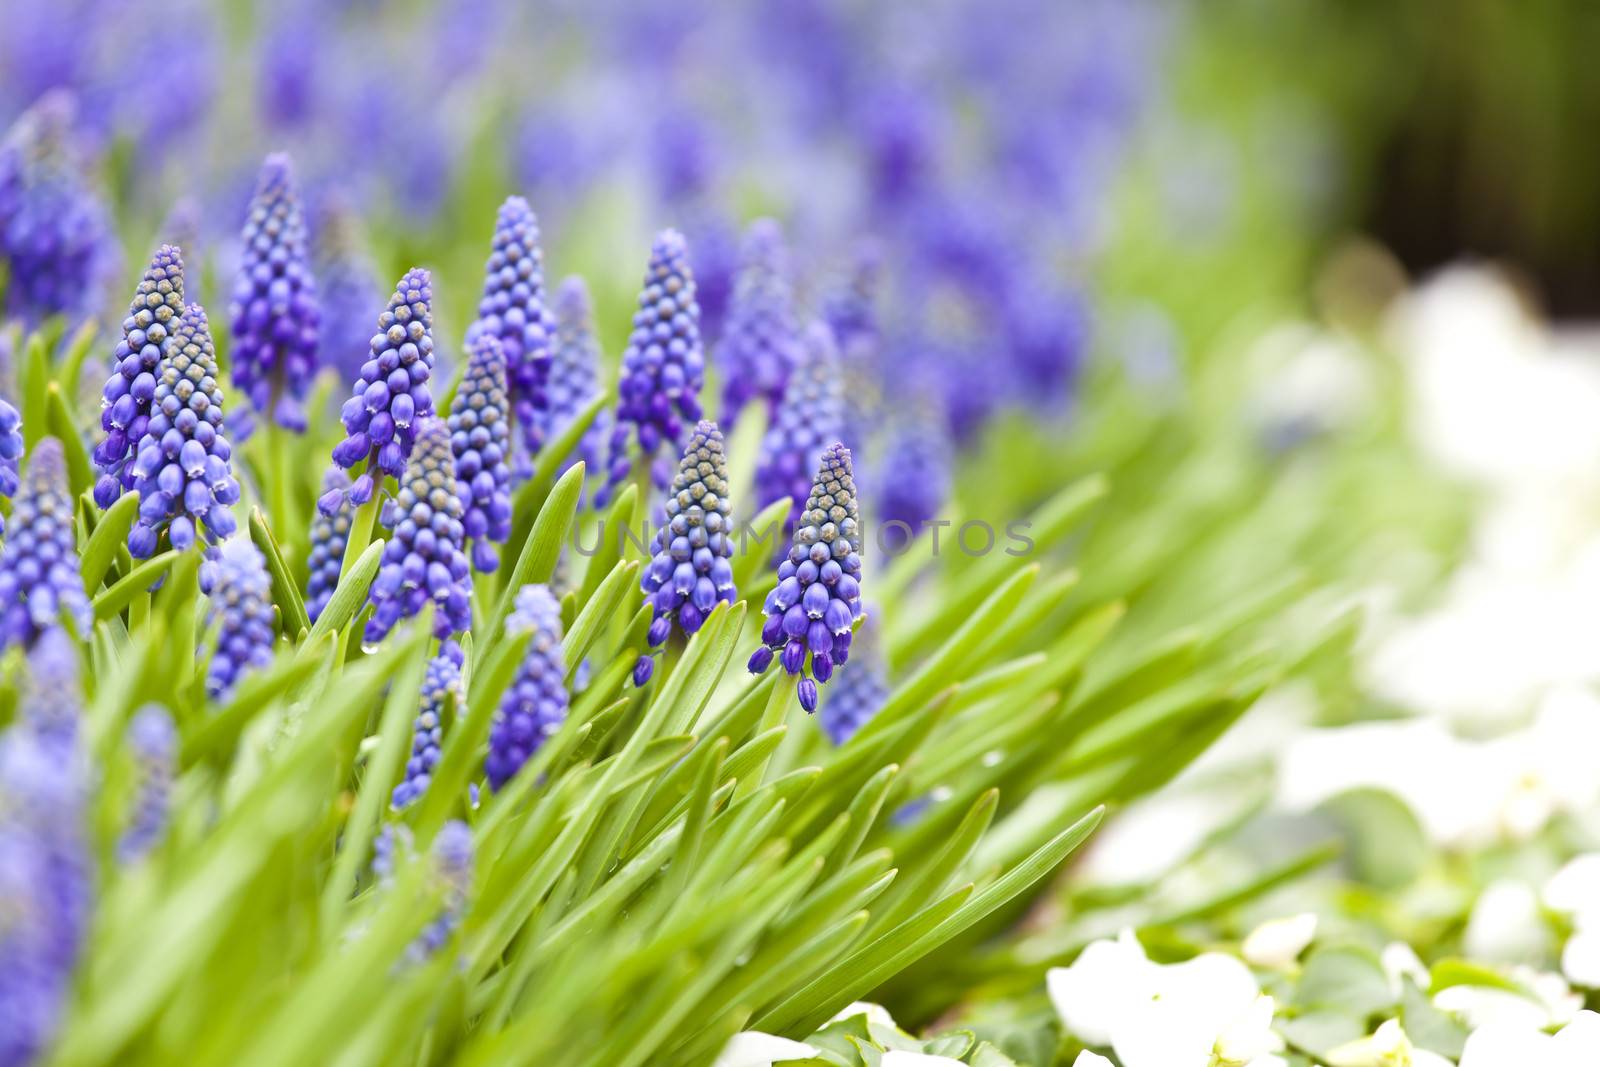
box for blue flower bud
[747,443,864,711]
[204,537,278,701]
[447,333,512,573]
[486,585,567,791]
[596,230,704,508]
[94,245,186,506]
[391,642,465,810]
[305,466,353,622]
[0,438,92,651]
[229,153,320,436]
[717,218,802,429]
[0,396,20,545]
[364,417,471,644]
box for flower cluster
[448,334,512,573]
[748,443,864,712]
[0,438,92,651]
[128,303,242,557]
[717,218,802,428]
[636,421,736,685]
[228,153,321,435]
[754,321,843,528]
[313,193,383,390]
[366,417,472,644]
[0,396,20,544]
[94,245,186,507]
[0,90,113,325]
[596,229,704,507]
[408,820,473,963]
[204,537,278,701]
[469,196,554,460]
[818,616,886,745]
[391,642,465,811]
[546,275,608,475]
[322,268,437,512]
[304,466,352,622]
[486,585,567,791]
[874,403,950,540]
[118,704,176,863]
[0,701,90,1067]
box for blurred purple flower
[546,276,608,477]
[818,615,885,745]
[717,218,802,429]
[312,193,383,390]
[118,704,176,863]
[391,641,465,811]
[486,584,566,791]
[0,439,92,652]
[204,537,278,701]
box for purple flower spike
[875,397,951,542]
[748,443,864,712]
[228,153,320,436]
[391,641,465,811]
[305,466,352,622]
[717,218,802,429]
[0,90,114,325]
[322,268,437,513]
[118,704,176,862]
[546,276,608,476]
[595,229,704,508]
[0,711,91,1066]
[448,333,513,574]
[635,421,736,685]
[469,196,554,462]
[0,438,92,651]
[408,819,473,963]
[0,396,20,545]
[818,615,887,745]
[204,537,278,701]
[20,627,82,741]
[313,194,383,391]
[754,321,843,537]
[128,303,242,558]
[365,417,472,644]
[486,585,567,791]
[94,245,186,507]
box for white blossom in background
[828,1002,898,1028]
[711,1032,820,1067]
[1543,853,1600,987]
[1380,941,1430,996]
[1457,1009,1600,1067]
[1047,929,1287,1066]
[1072,1054,1115,1067]
[1434,967,1582,1032]
[1462,880,1549,964]
[1242,913,1317,969]
[1325,1019,1453,1067]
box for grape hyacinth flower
[717,218,802,428]
[748,444,864,713]
[818,617,887,745]
[469,196,554,460]
[0,90,114,325]
[635,421,736,686]
[754,321,843,531]
[205,537,278,700]
[546,275,608,475]
[365,417,471,644]
[321,268,437,514]
[94,245,186,508]
[486,585,567,791]
[391,642,465,811]
[19,626,81,741]
[823,242,883,357]
[447,334,512,573]
[596,229,704,508]
[875,403,951,545]
[228,153,320,435]
[407,820,473,964]
[0,438,93,651]
[0,396,20,544]
[0,714,90,1067]
[313,194,382,390]
[118,704,176,862]
[128,303,242,557]
[304,466,352,622]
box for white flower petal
[1563,929,1600,989]
[1046,930,1158,1047]
[1545,854,1600,920]
[1458,1022,1557,1067]
[1243,913,1318,969]
[712,1031,820,1067]
[828,1001,897,1028]
[1380,941,1430,996]
[1463,880,1547,964]
[1072,1054,1116,1067]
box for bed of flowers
[2,4,1599,1067]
